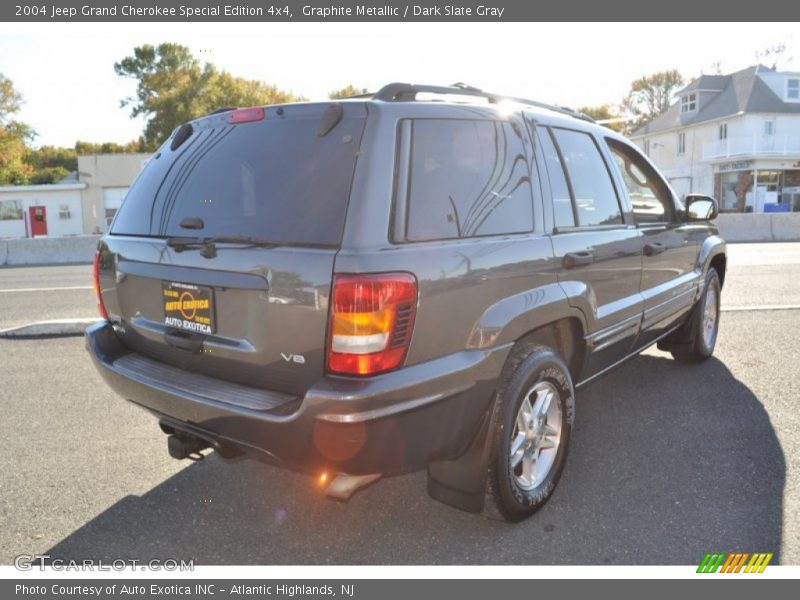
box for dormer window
[788,78,799,101]
[681,93,697,113]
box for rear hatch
[99,102,367,396]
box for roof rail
[371,82,595,123]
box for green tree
[0,74,23,119]
[27,166,70,184]
[74,138,146,155]
[576,105,625,132]
[24,145,77,172]
[621,69,684,133]
[329,85,369,99]
[115,43,301,150]
[0,73,35,185]
[200,70,297,113]
[22,145,79,184]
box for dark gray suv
[86,83,726,521]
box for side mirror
[684,194,719,221]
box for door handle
[644,242,666,256]
[164,330,204,353]
[563,251,594,269]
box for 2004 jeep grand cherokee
[86,83,726,521]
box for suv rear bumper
[86,321,510,475]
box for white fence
[0,218,797,266]
[715,212,800,243]
[0,235,100,266]
[703,135,800,160]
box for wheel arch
[467,283,588,380]
[710,253,727,288]
[514,317,586,382]
[699,235,727,288]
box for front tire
[484,344,574,522]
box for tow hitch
[167,434,210,461]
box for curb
[0,318,100,339]
[722,304,800,312]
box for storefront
[714,159,800,212]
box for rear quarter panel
[338,102,573,366]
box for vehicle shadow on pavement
[44,353,785,565]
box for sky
[0,22,798,148]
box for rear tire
[484,344,574,522]
[667,268,721,363]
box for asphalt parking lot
[0,264,94,330]
[0,243,798,565]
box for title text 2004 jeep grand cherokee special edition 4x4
[87,83,726,521]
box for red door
[29,206,47,237]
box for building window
[756,170,782,192]
[643,140,651,156]
[58,204,71,219]
[0,200,23,221]
[105,208,117,228]
[788,78,799,100]
[718,123,728,140]
[677,132,686,155]
[718,171,747,212]
[764,120,775,136]
[680,93,697,113]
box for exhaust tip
[324,473,382,501]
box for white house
[0,153,151,238]
[77,153,151,234]
[0,182,86,238]
[630,65,800,213]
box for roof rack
[205,107,237,116]
[371,82,595,123]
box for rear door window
[111,106,367,246]
[398,119,534,242]
[537,127,575,229]
[551,128,623,227]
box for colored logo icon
[697,552,773,573]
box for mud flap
[426,405,496,513]
[657,299,700,353]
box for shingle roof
[632,65,800,137]
[677,74,728,93]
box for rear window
[396,119,534,242]
[111,106,366,246]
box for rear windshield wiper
[166,235,280,258]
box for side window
[551,128,623,227]
[401,119,534,242]
[537,127,575,228]
[606,139,673,224]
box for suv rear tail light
[93,251,109,321]
[327,273,417,376]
